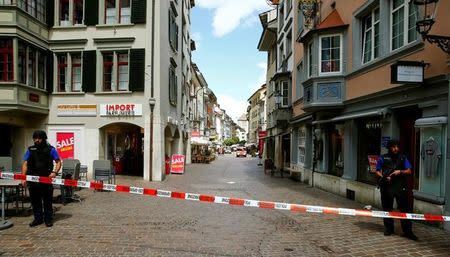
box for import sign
[170,154,185,174]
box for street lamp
[414,0,450,54]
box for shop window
[0,39,13,82]
[298,128,306,166]
[391,0,418,51]
[362,7,380,64]
[104,0,130,24]
[329,124,344,177]
[357,118,382,184]
[319,34,342,75]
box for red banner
[170,154,185,174]
[368,155,379,173]
[56,132,75,159]
[258,131,266,157]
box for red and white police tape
[1,172,449,222]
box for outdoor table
[0,179,21,230]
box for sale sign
[56,132,75,159]
[170,154,185,174]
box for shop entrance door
[0,125,11,157]
[396,108,422,190]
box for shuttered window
[129,48,145,92]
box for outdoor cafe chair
[93,160,114,185]
[60,159,82,204]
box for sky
[191,0,272,122]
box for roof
[317,9,346,30]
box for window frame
[116,52,129,91]
[57,54,68,92]
[0,39,14,82]
[318,34,343,76]
[308,42,313,77]
[390,0,418,52]
[71,53,82,92]
[58,0,85,26]
[362,7,380,64]
[281,80,289,108]
[101,50,130,92]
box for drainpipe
[148,0,156,181]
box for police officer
[375,139,417,240]
[21,130,61,227]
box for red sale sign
[56,132,75,159]
[170,154,185,174]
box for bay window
[37,52,46,89]
[16,0,46,23]
[319,34,342,75]
[0,39,13,82]
[282,81,288,107]
[362,7,380,64]
[102,51,129,92]
[18,43,26,84]
[391,0,418,51]
[308,43,313,77]
[28,49,36,87]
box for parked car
[224,147,232,154]
[236,147,247,157]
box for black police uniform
[26,143,55,223]
[379,153,413,235]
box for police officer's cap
[387,139,399,149]
[32,130,47,140]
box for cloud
[249,62,267,93]
[196,0,271,37]
[216,94,248,122]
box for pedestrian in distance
[21,130,61,227]
[375,139,418,240]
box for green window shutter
[46,0,54,27]
[46,51,53,94]
[82,51,97,92]
[85,0,99,26]
[129,49,145,92]
[131,0,146,24]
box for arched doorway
[101,123,144,176]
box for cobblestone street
[1,155,450,257]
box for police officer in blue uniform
[21,130,61,227]
[376,139,417,240]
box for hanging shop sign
[391,61,424,84]
[170,154,185,174]
[56,132,75,159]
[100,104,143,117]
[57,104,97,117]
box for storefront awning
[190,137,210,146]
[312,108,388,125]
[414,116,447,127]
[289,115,313,125]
